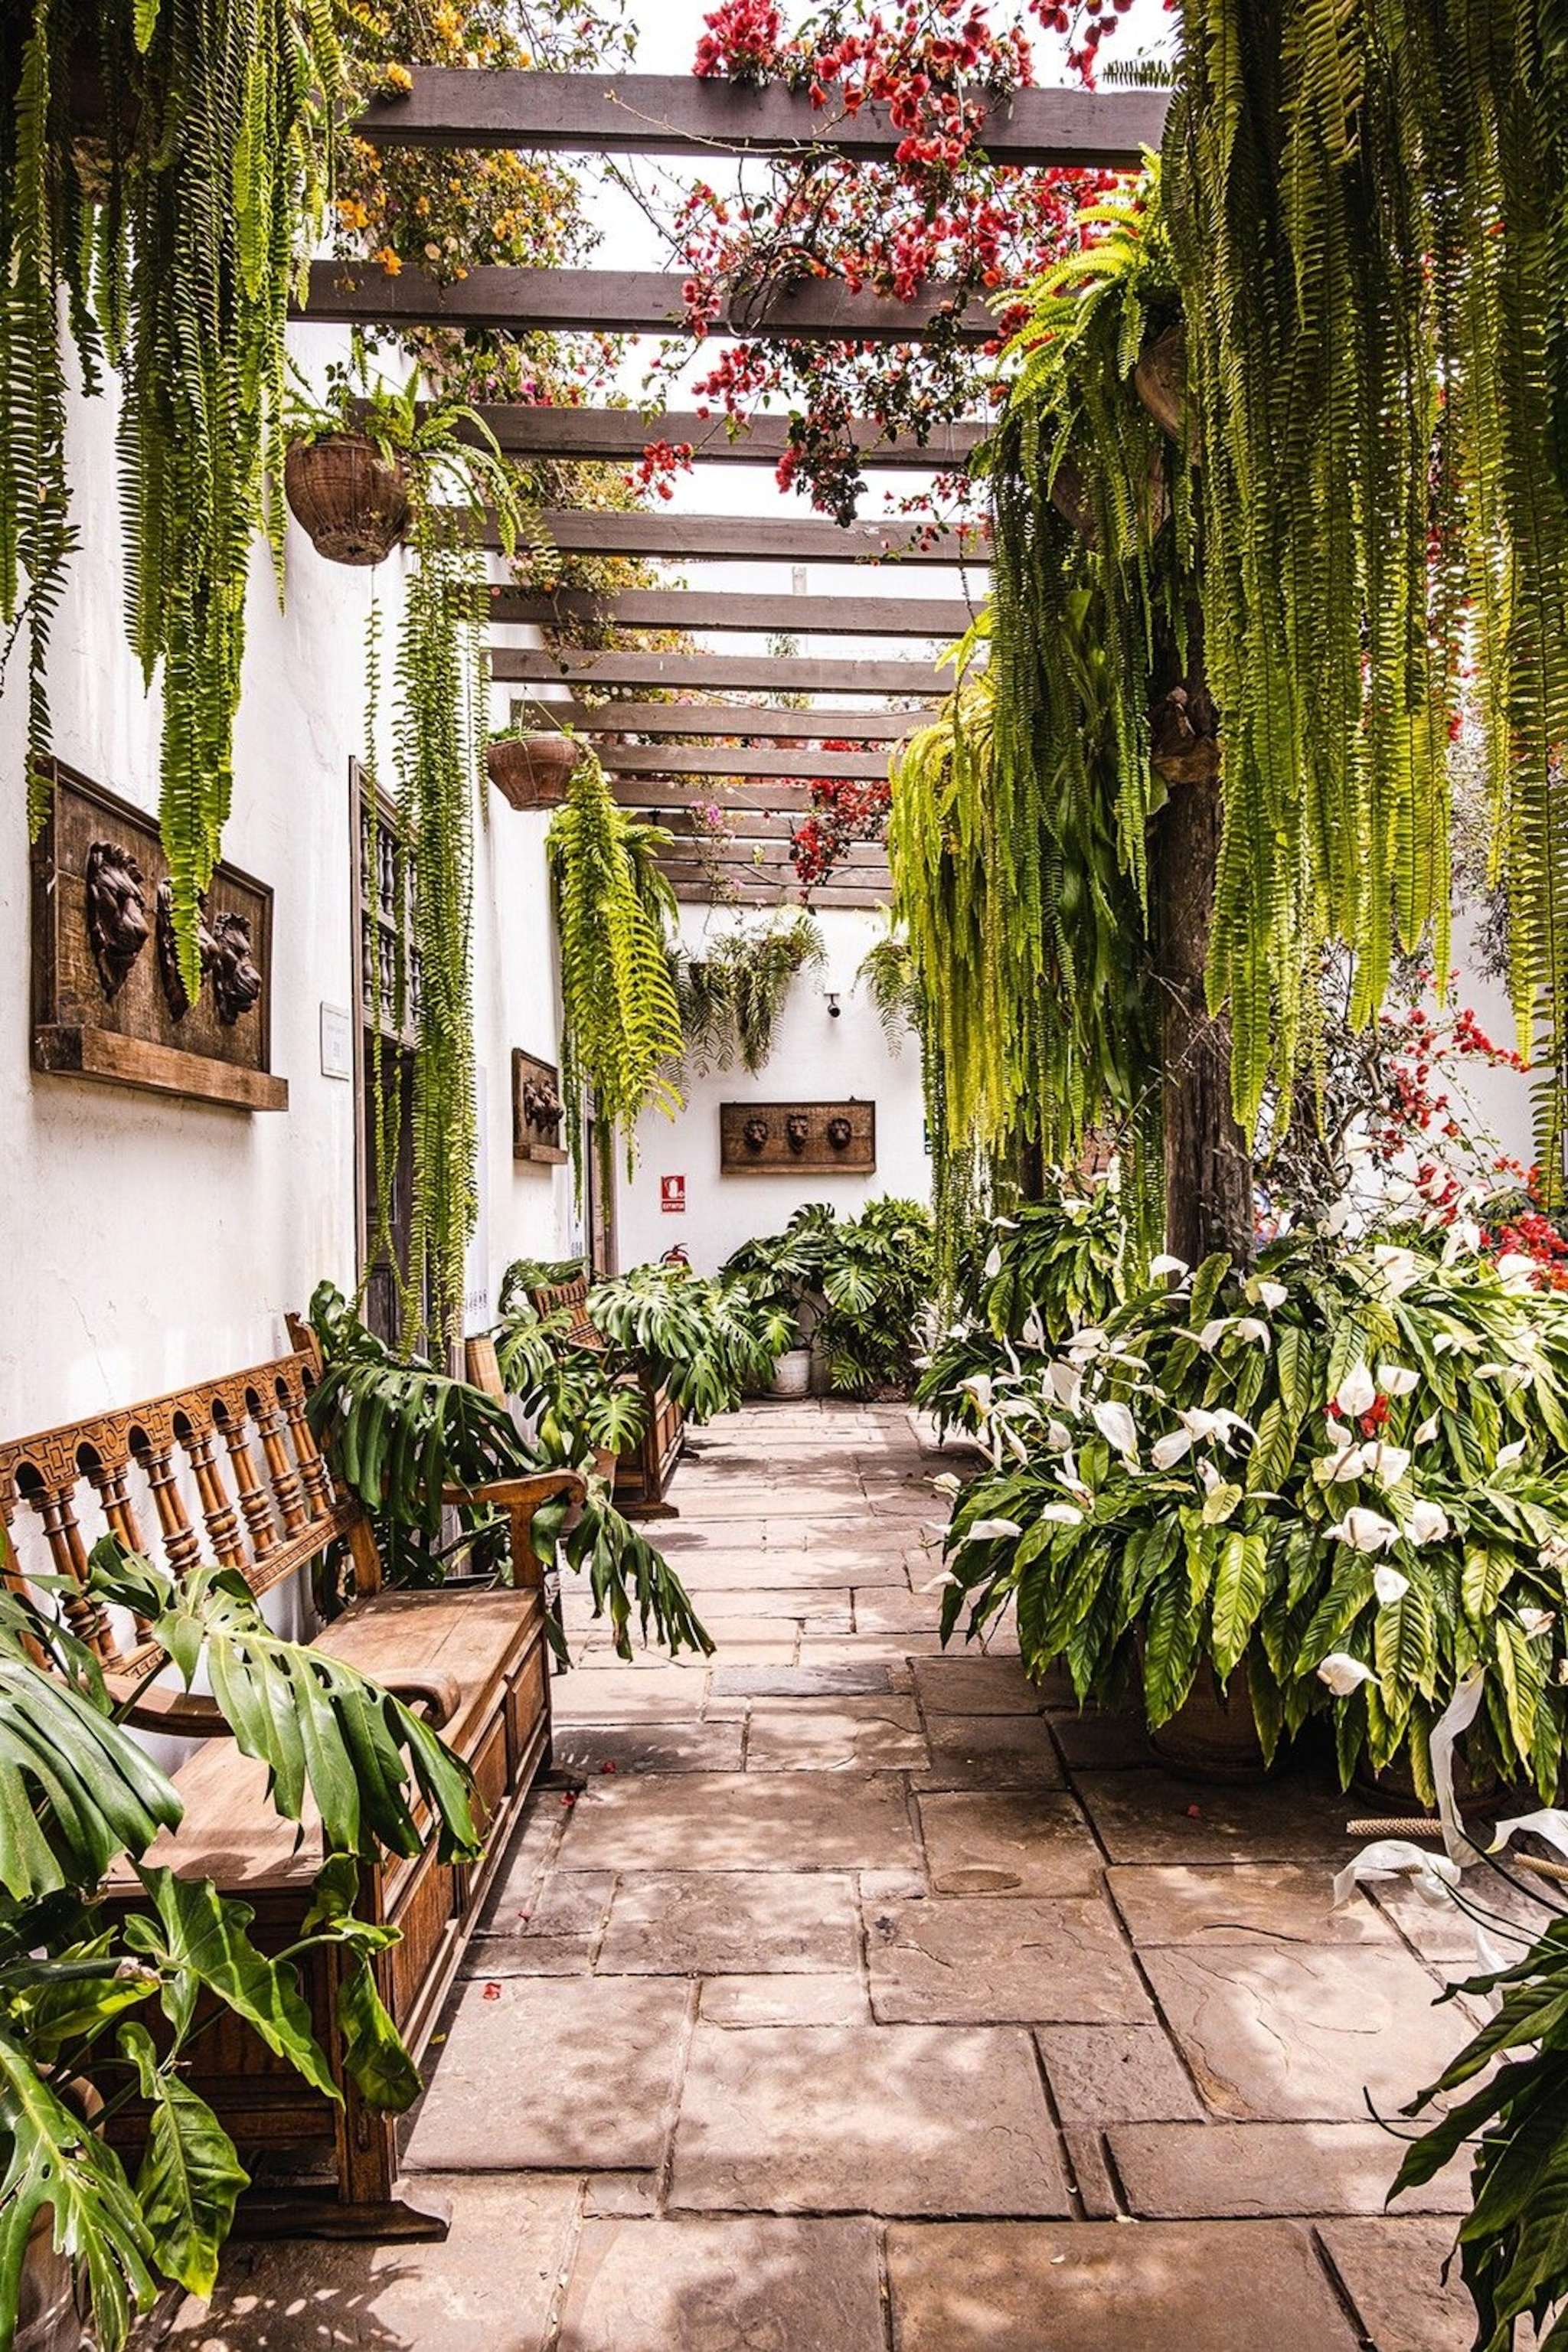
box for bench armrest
[108,1664,462,1735]
[442,1470,587,1590]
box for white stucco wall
[616,903,930,1276]
[0,335,579,1439]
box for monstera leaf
[90,1542,478,1865]
[119,2021,248,2298]
[0,1656,182,1903]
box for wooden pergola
[322,69,1163,907]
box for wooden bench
[529,1274,685,1517]
[0,1334,581,2243]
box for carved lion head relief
[211,912,263,1027]
[742,1115,770,1154]
[155,880,219,1021]
[83,841,149,999]
[826,1113,854,1150]
[785,1112,811,1155]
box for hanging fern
[1166,0,1568,1168]
[854,920,921,1053]
[547,751,684,1195]
[671,911,825,1076]
[0,0,342,994]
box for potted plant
[939,1227,1568,1794]
[486,721,583,811]
[283,360,530,569]
[671,913,826,1076]
[722,1206,840,1397]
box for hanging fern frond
[671,911,825,1076]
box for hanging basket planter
[283,433,410,566]
[486,732,580,811]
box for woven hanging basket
[486,732,580,810]
[283,433,411,566]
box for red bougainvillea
[791,764,893,887]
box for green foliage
[671,912,825,1076]
[1167,0,1568,1161]
[0,0,342,991]
[585,1261,788,1419]
[854,922,921,1054]
[1393,1909,1568,2350]
[547,750,685,1192]
[723,1200,936,1397]
[940,1230,1568,1794]
[916,1175,1130,1437]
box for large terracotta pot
[1150,1658,1269,1783]
[485,733,580,810]
[284,433,410,566]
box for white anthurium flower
[1384,1177,1416,1205]
[1370,1244,1423,1294]
[1496,1253,1539,1293]
[1367,1443,1413,1487]
[1003,1426,1032,1465]
[1330,1506,1402,1553]
[1321,1198,1353,1236]
[1321,1441,1373,1484]
[929,1472,962,1498]
[959,1373,995,1409]
[1020,1308,1047,1353]
[1092,1400,1139,1462]
[1152,1429,1194,1471]
[1047,1362,1083,1413]
[1038,1501,1086,1526]
[982,1244,1003,1279]
[1540,1534,1568,1573]
[1232,1318,1272,1348]
[1378,1364,1419,1397]
[1475,1362,1510,1383]
[960,1518,1024,1544]
[1521,1609,1557,1639]
[1374,1563,1411,1607]
[1253,1279,1289,1311]
[1150,1253,1189,1281]
[1197,1318,1233,1352]
[1055,1468,1093,1504]
[992,1217,1018,1233]
[1319,1652,1376,1694]
[1335,1363,1377,1420]
[1432,1333,1462,1357]
[1497,1439,1528,1468]
[918,1569,961,1594]
[1403,1499,1451,1546]
[1178,1408,1224,1443]
[1044,1419,1074,1454]
[1210,1410,1256,1444]
[1324,1416,1354,1447]
[1196,1459,1223,1495]
[1067,1327,1106,1364]
[1413,1413,1440,1446]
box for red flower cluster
[790,772,893,887]
[694,0,786,82]
[629,439,694,501]
[1492,1207,1568,1289]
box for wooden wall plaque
[513,1048,569,1163]
[30,763,286,1112]
[720,1099,876,1174]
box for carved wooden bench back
[531,1274,600,1351]
[0,1348,358,1679]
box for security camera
[826,992,841,1018]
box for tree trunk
[1150,648,1253,1269]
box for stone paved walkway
[172,1401,1512,2351]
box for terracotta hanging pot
[283,433,410,566]
[486,733,580,810]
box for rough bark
[1150,659,1253,1269]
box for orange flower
[373,246,403,276]
[380,62,413,96]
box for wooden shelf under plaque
[720,1099,875,1174]
[31,763,285,1114]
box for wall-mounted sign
[720,1100,876,1174]
[319,1002,353,1080]
[30,762,285,1112]
[661,1174,687,1214]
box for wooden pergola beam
[351,71,1168,169]
[460,405,985,470]
[300,262,995,341]
[489,587,977,636]
[515,700,920,740]
[600,742,890,781]
[492,510,991,566]
[670,880,889,908]
[491,648,954,694]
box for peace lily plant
[939,1217,1568,1798]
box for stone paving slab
[1142,1944,1468,2121]
[915,1790,1103,1896]
[745,1695,931,1772]
[1047,1707,1155,1769]
[1316,2216,1539,2351]
[165,2174,579,2352]
[885,2220,1361,2350]
[701,1972,872,2026]
[865,1894,1151,2025]
[1036,2024,1205,2123]
[710,1661,891,1697]
[404,1977,692,2172]
[1073,1767,1356,1864]
[554,1771,922,1874]
[553,1667,716,1724]
[1108,2122,1470,2217]
[913,1712,1067,1792]
[554,1722,746,1776]
[912,1655,1048,1714]
[669,2022,1071,2216]
[557,2217,886,2352]
[598,1870,861,1976]
[1107,1860,1400,1947]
